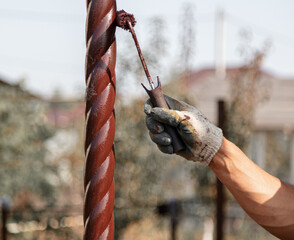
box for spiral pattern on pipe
[84,0,116,239]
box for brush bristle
[116,10,136,31]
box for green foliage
[226,51,266,150]
[0,83,85,239]
[226,34,271,150]
[0,84,57,202]
[114,97,169,237]
[179,2,196,73]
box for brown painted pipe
[84,0,116,239]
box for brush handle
[142,83,186,153]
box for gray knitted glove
[144,95,223,165]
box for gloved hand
[144,95,223,165]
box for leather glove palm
[144,95,223,165]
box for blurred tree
[227,33,271,150]
[179,2,196,88]
[0,81,56,203]
[144,17,167,74]
[0,80,85,239]
[114,97,167,238]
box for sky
[0,0,294,98]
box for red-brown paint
[184,115,190,120]
[84,0,116,239]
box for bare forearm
[209,137,294,240]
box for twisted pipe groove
[84,0,117,239]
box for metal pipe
[84,0,117,239]
[1,207,7,240]
[216,100,226,240]
[170,200,178,240]
[1,198,10,240]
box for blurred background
[1,0,294,239]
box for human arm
[144,95,294,239]
[210,138,294,240]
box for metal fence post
[84,0,117,239]
[1,198,10,240]
[216,100,226,240]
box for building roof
[186,67,294,131]
[0,78,42,100]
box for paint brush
[116,10,185,153]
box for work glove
[144,95,223,165]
